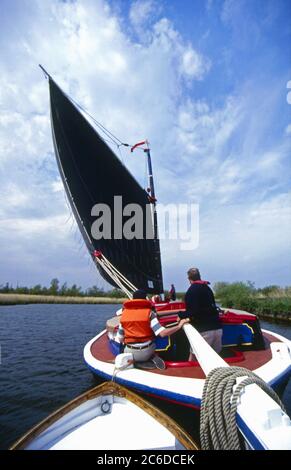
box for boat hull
[84,322,291,450]
[11,382,197,450]
[84,327,291,409]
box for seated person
[116,289,189,368]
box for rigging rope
[65,90,148,155]
[41,66,146,157]
[200,366,286,450]
[93,251,137,298]
[68,94,128,149]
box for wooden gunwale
[10,382,198,450]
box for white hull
[84,323,291,450]
[84,327,291,408]
[11,382,197,450]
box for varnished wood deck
[90,332,278,379]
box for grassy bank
[1,284,291,323]
[0,293,125,306]
[219,299,291,323]
[214,282,291,323]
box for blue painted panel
[222,324,253,346]
[109,339,122,356]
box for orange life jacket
[120,299,154,344]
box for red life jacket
[121,299,154,344]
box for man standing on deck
[169,284,176,301]
[182,268,222,359]
[117,289,189,369]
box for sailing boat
[42,66,291,450]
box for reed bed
[0,293,125,306]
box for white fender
[115,353,134,370]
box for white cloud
[0,0,211,287]
[129,0,156,28]
[0,214,69,238]
[0,0,290,289]
[256,150,283,170]
[51,179,64,193]
[176,96,242,160]
[2,184,30,208]
[180,47,211,80]
[161,191,291,289]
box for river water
[0,303,290,449]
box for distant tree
[16,285,29,294]
[106,288,123,298]
[1,282,11,293]
[49,278,60,295]
[213,282,229,295]
[257,285,280,296]
[31,284,43,295]
[86,285,104,297]
[66,284,82,297]
[213,281,256,308]
[59,282,68,296]
[175,292,185,300]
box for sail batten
[48,77,164,293]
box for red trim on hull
[164,349,244,368]
[142,391,200,410]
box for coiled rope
[200,366,286,450]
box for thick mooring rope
[200,366,286,450]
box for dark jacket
[184,282,221,332]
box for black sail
[48,77,164,293]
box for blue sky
[0,0,290,291]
